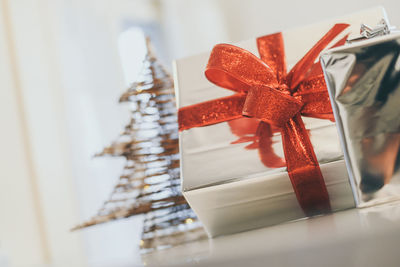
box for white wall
[0,1,47,265]
[159,0,400,60]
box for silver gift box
[321,32,400,207]
[174,8,387,237]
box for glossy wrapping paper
[321,32,400,208]
[174,7,386,237]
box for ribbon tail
[287,23,349,89]
[296,75,334,120]
[281,114,331,216]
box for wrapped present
[174,7,387,237]
[321,20,400,208]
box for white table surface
[141,201,400,267]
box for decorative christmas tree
[73,38,205,251]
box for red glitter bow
[178,24,349,216]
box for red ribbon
[178,24,349,216]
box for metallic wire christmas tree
[73,38,206,251]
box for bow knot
[242,85,303,127]
[277,83,290,92]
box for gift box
[321,24,400,208]
[174,7,387,237]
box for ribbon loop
[205,44,279,92]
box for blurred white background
[0,1,400,267]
